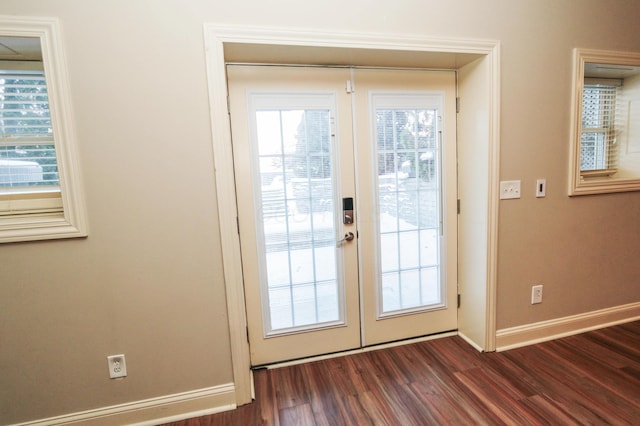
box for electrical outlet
[107,354,127,379]
[531,285,543,304]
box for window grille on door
[248,93,345,335]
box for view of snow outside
[254,107,441,332]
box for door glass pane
[254,107,341,333]
[375,105,442,316]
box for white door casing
[203,24,500,405]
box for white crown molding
[208,23,499,55]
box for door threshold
[255,329,458,370]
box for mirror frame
[569,47,640,196]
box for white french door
[227,65,457,366]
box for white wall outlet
[499,180,521,199]
[531,285,543,304]
[536,179,546,197]
[107,354,127,379]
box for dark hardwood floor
[162,321,640,425]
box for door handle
[337,231,355,246]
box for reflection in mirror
[570,48,640,195]
[0,36,60,199]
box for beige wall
[1,0,639,424]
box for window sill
[570,174,640,196]
[0,212,87,243]
[580,168,617,178]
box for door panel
[227,65,457,365]
[353,69,457,346]
[227,65,360,366]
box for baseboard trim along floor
[11,383,236,426]
[496,302,640,351]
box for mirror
[569,48,640,195]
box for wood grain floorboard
[161,321,640,425]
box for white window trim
[569,48,640,196]
[0,15,87,243]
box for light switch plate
[536,179,546,197]
[499,180,521,199]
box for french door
[227,65,457,366]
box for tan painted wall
[1,0,639,424]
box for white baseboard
[12,383,236,426]
[495,302,640,352]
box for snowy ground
[262,208,441,331]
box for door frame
[203,24,501,405]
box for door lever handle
[337,231,355,246]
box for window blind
[0,71,61,215]
[580,83,619,172]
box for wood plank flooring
[161,321,640,425]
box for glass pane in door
[254,107,342,334]
[375,106,442,315]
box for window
[0,70,62,212]
[569,48,640,195]
[580,82,619,174]
[0,17,86,242]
